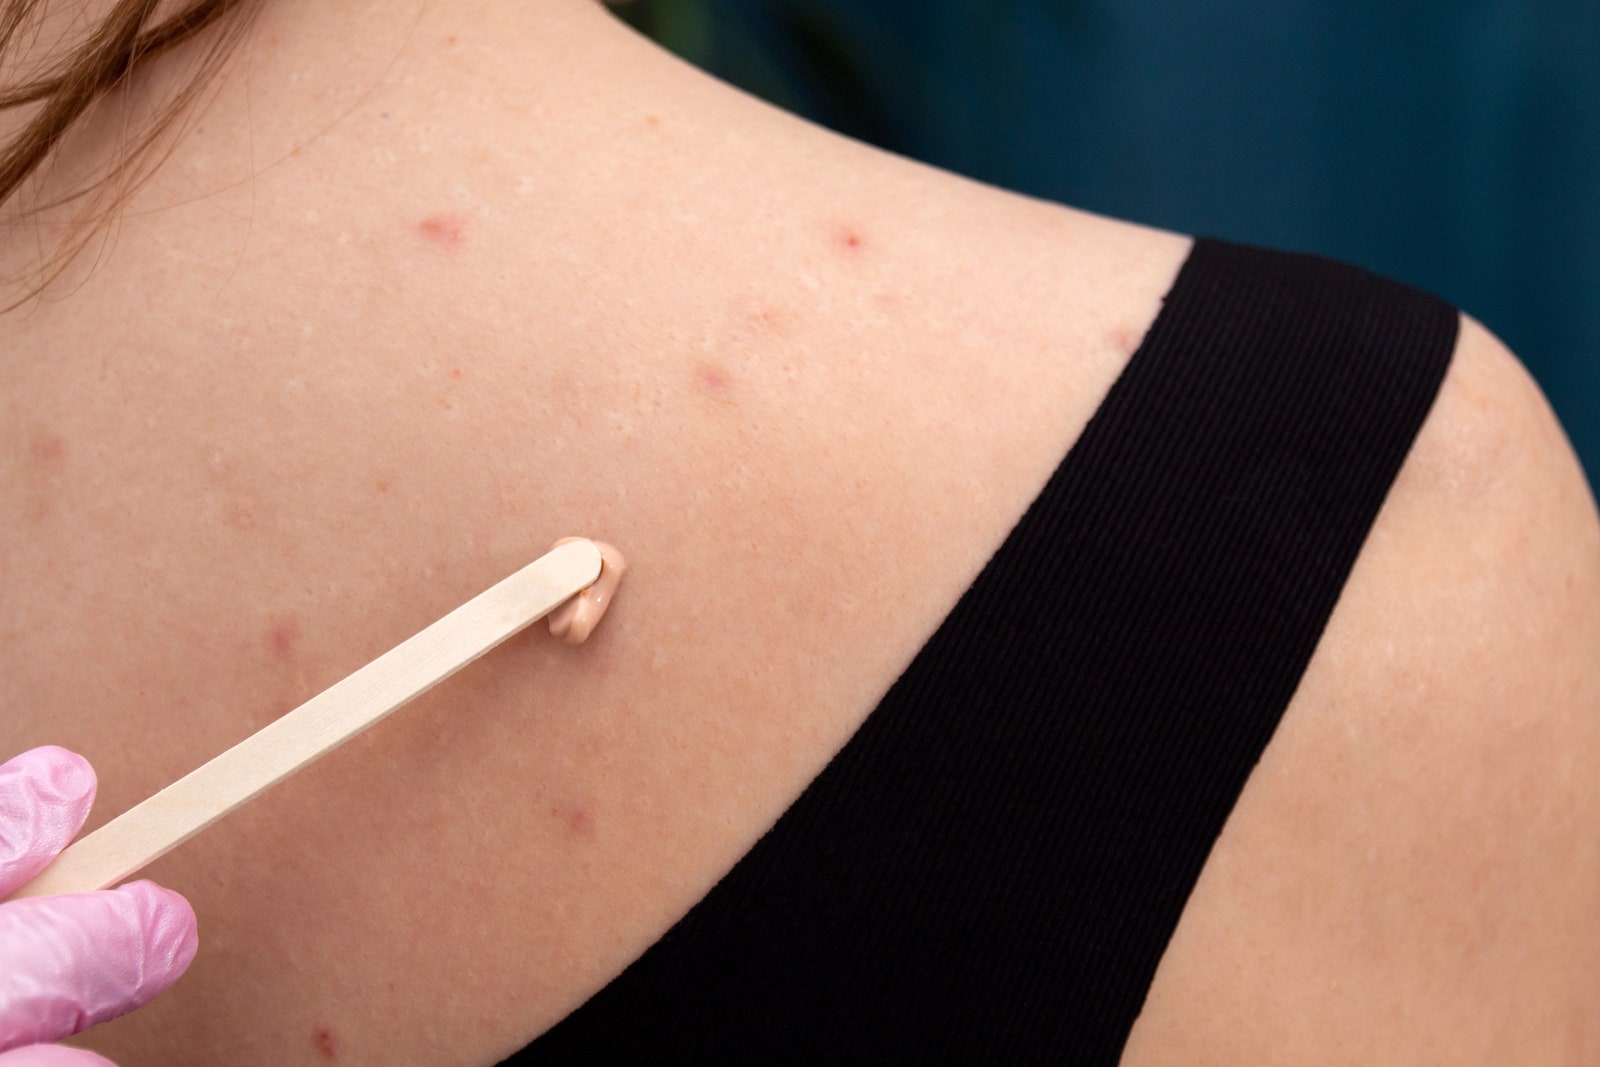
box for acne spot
[837,226,864,252]
[552,802,596,838]
[417,214,466,248]
[28,431,65,466]
[746,305,789,335]
[223,502,257,531]
[22,430,65,523]
[268,619,299,662]
[1107,325,1141,355]
[374,479,390,494]
[696,362,732,395]
[312,1024,338,1060]
[449,367,463,380]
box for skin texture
[1,1,1596,1063]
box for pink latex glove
[0,747,197,1066]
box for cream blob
[546,539,627,646]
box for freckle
[375,479,390,494]
[695,363,732,394]
[417,213,466,247]
[268,619,299,661]
[645,114,661,127]
[312,1024,338,1061]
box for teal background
[623,0,1600,486]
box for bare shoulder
[1123,317,1600,1064]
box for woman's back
[2,2,1596,1063]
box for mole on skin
[547,539,628,646]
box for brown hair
[0,0,255,301]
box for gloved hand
[0,747,197,1066]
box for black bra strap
[514,239,1459,1064]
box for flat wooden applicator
[8,538,612,900]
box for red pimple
[1108,325,1141,355]
[417,214,466,247]
[696,363,732,393]
[552,803,595,838]
[450,366,463,380]
[312,1024,338,1060]
[838,227,864,252]
[268,619,299,661]
[28,431,65,465]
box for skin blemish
[223,502,257,531]
[746,305,794,336]
[837,226,864,253]
[28,431,65,466]
[23,429,65,523]
[374,479,390,494]
[1107,325,1142,355]
[450,366,463,380]
[696,362,732,395]
[312,1024,338,1061]
[417,213,466,248]
[551,802,596,839]
[267,618,299,662]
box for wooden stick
[7,539,604,900]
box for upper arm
[1122,315,1600,1065]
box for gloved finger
[0,750,96,897]
[0,882,196,1053]
[0,1044,118,1065]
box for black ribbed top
[508,239,1460,1064]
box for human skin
[1,1,1596,1063]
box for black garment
[507,240,1459,1064]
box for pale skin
[0,1,1596,1063]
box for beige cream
[547,540,628,646]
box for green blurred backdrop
[622,0,1600,487]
